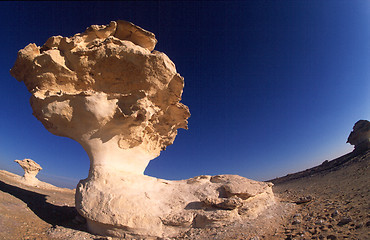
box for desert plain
[0,147,368,240]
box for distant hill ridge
[269,149,370,184]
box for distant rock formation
[11,20,275,238]
[347,120,370,152]
[14,158,42,185]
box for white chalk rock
[11,20,275,238]
[14,158,42,185]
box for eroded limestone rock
[11,20,275,238]
[14,158,42,185]
[347,120,370,152]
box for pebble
[315,219,324,225]
[338,217,352,226]
[292,219,301,225]
[295,196,313,204]
[331,210,339,217]
[327,235,337,240]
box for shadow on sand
[0,180,86,232]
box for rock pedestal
[14,158,42,185]
[11,20,276,238]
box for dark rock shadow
[185,201,204,210]
[0,180,87,232]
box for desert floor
[0,150,369,240]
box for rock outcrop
[11,20,276,238]
[347,120,370,152]
[14,158,42,185]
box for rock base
[76,173,275,238]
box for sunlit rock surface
[347,120,370,152]
[14,158,42,185]
[11,20,275,238]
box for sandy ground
[271,150,370,240]
[0,149,368,240]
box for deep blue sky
[0,1,369,188]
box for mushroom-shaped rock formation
[11,20,276,238]
[14,158,42,185]
[347,120,370,152]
